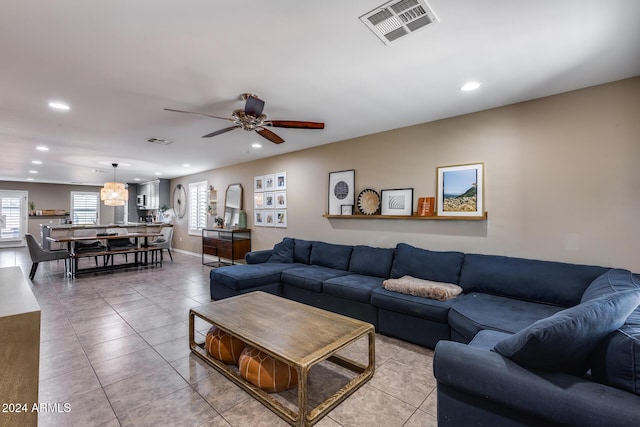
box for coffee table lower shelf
[189,304,375,427]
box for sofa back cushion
[267,238,295,263]
[591,324,640,395]
[493,290,640,375]
[310,242,353,271]
[349,245,394,278]
[293,239,313,264]
[460,254,608,307]
[582,269,640,301]
[391,243,465,284]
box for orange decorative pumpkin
[205,327,246,365]
[238,346,298,393]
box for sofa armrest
[433,340,640,426]
[245,250,272,264]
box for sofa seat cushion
[592,324,640,395]
[280,265,350,292]
[371,287,458,323]
[348,245,394,278]
[322,274,384,303]
[448,293,564,341]
[493,290,640,375]
[211,263,302,291]
[310,241,353,270]
[391,243,465,284]
[459,253,608,307]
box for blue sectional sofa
[209,237,640,425]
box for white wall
[171,77,640,272]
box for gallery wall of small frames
[253,172,287,227]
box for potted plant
[28,201,35,216]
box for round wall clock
[357,189,380,215]
[172,184,187,219]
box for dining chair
[149,226,173,264]
[73,228,105,266]
[25,233,70,279]
[105,228,137,264]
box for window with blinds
[70,192,100,225]
[0,191,26,241]
[188,181,208,235]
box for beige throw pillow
[383,275,463,301]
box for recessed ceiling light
[29,170,38,174]
[27,178,34,181]
[48,101,70,111]
[134,178,141,181]
[32,160,42,164]
[36,145,49,151]
[251,143,262,148]
[155,172,162,176]
[182,164,191,167]
[460,81,481,92]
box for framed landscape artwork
[437,163,484,217]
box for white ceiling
[1,0,639,186]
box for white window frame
[188,181,208,235]
[70,191,100,225]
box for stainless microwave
[136,194,145,208]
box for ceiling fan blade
[164,108,234,122]
[267,120,325,129]
[244,95,265,117]
[256,128,285,144]
[202,126,239,138]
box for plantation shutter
[70,192,100,225]
[188,181,208,234]
[0,192,25,241]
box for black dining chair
[25,233,70,279]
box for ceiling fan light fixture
[100,163,128,206]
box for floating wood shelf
[323,212,488,221]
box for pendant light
[100,163,128,206]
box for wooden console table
[202,228,251,267]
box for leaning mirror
[223,183,243,228]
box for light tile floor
[1,247,437,427]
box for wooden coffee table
[189,291,375,427]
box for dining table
[46,232,162,277]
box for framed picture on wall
[380,188,414,216]
[254,211,264,226]
[264,174,275,191]
[254,192,264,209]
[275,191,287,209]
[264,191,275,208]
[328,169,355,215]
[264,210,275,227]
[275,172,287,190]
[436,163,484,217]
[254,176,264,192]
[275,209,287,228]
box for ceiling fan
[165,94,324,144]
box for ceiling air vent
[360,0,438,45]
[147,137,173,145]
